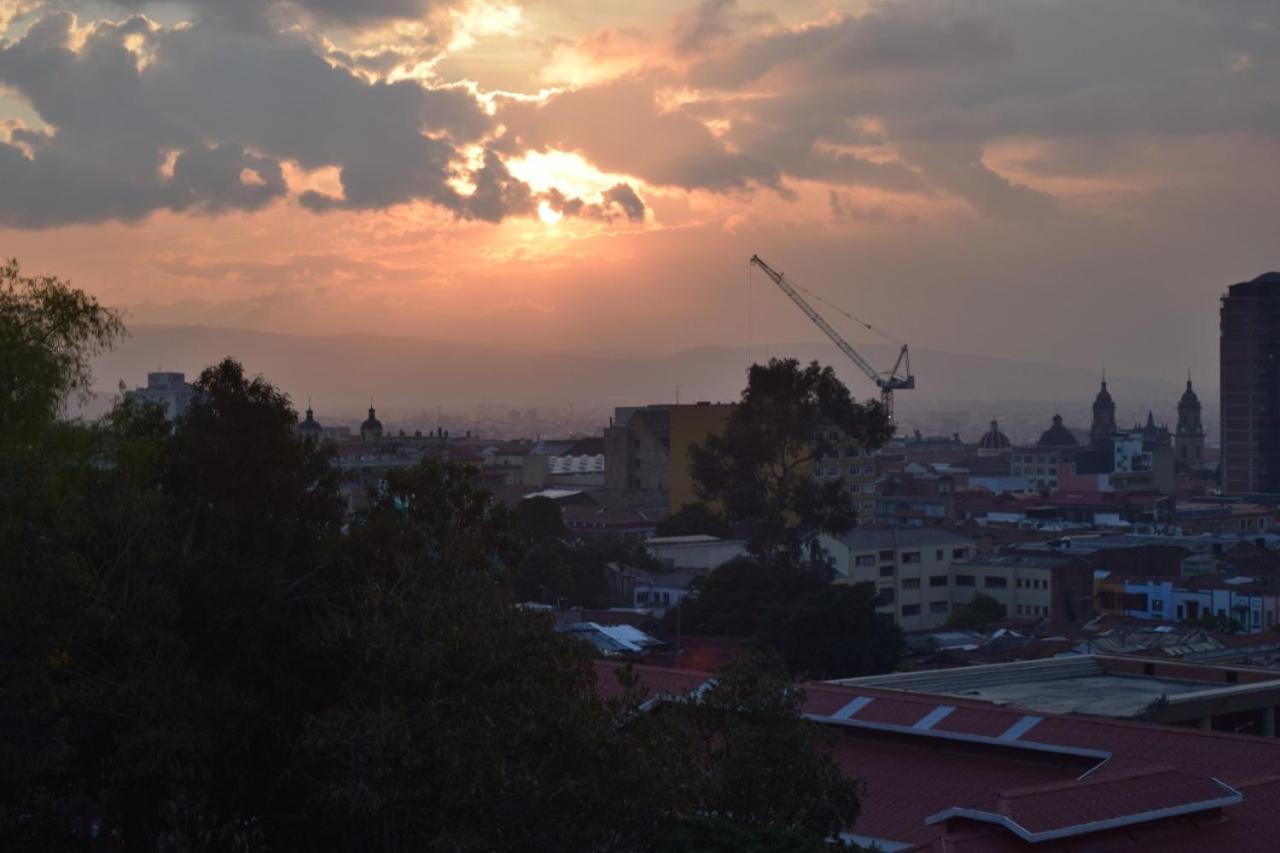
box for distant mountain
[91,325,1200,429]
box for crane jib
[748,254,915,417]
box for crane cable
[782,270,906,347]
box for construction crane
[749,254,914,418]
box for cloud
[0,8,568,226]
[499,74,781,193]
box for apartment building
[950,554,1096,625]
[820,528,976,631]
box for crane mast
[749,254,914,418]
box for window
[984,576,1008,589]
[878,587,895,606]
[863,466,875,475]
[1151,599,1163,613]
[849,483,861,494]
[929,601,948,614]
[953,548,969,560]
[929,575,949,587]
[902,578,920,590]
[936,550,944,561]
[955,574,975,587]
[901,604,921,616]
[854,555,876,567]
[902,552,921,564]
[1016,579,1024,589]
[879,564,895,578]
[879,550,895,561]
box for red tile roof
[597,663,1280,850]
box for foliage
[1,263,871,851]
[675,653,862,841]
[688,359,892,568]
[655,501,733,539]
[946,592,1008,629]
[757,583,905,680]
[0,258,124,438]
[1196,612,1246,634]
[674,557,792,636]
[515,494,568,541]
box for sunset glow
[0,0,1277,385]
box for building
[604,660,1280,850]
[359,405,383,441]
[645,534,747,570]
[952,554,1096,624]
[1088,379,1118,445]
[874,468,956,525]
[820,528,976,631]
[127,371,195,420]
[1176,378,1207,470]
[835,654,1280,734]
[1099,575,1280,634]
[1221,271,1280,494]
[976,420,1012,458]
[1010,414,1078,492]
[666,403,735,512]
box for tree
[656,501,733,539]
[675,653,862,844]
[0,258,124,439]
[947,592,1007,629]
[757,583,905,679]
[674,557,792,636]
[515,495,567,541]
[689,359,892,569]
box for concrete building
[666,403,735,513]
[127,371,195,420]
[1010,415,1079,492]
[645,534,747,570]
[834,654,1280,736]
[952,554,1096,624]
[820,527,976,631]
[1221,272,1280,494]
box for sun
[537,200,563,225]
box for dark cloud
[0,9,567,226]
[603,183,645,222]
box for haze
[3,0,1278,394]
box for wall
[666,403,734,513]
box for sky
[2,0,1278,387]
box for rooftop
[833,655,1280,719]
[596,660,1280,851]
[827,526,975,550]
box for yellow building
[666,403,735,514]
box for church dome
[1179,379,1200,407]
[1037,414,1079,447]
[978,420,1011,450]
[298,404,323,434]
[1093,380,1114,407]
[361,405,383,433]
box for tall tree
[757,583,905,679]
[688,359,892,569]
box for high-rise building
[1221,272,1280,494]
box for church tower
[1176,378,1205,469]
[1090,379,1118,445]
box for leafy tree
[676,653,862,843]
[674,557,792,636]
[947,592,1007,629]
[689,359,892,568]
[0,258,124,439]
[515,494,567,541]
[656,501,733,539]
[757,583,905,679]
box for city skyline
[2,1,1279,380]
